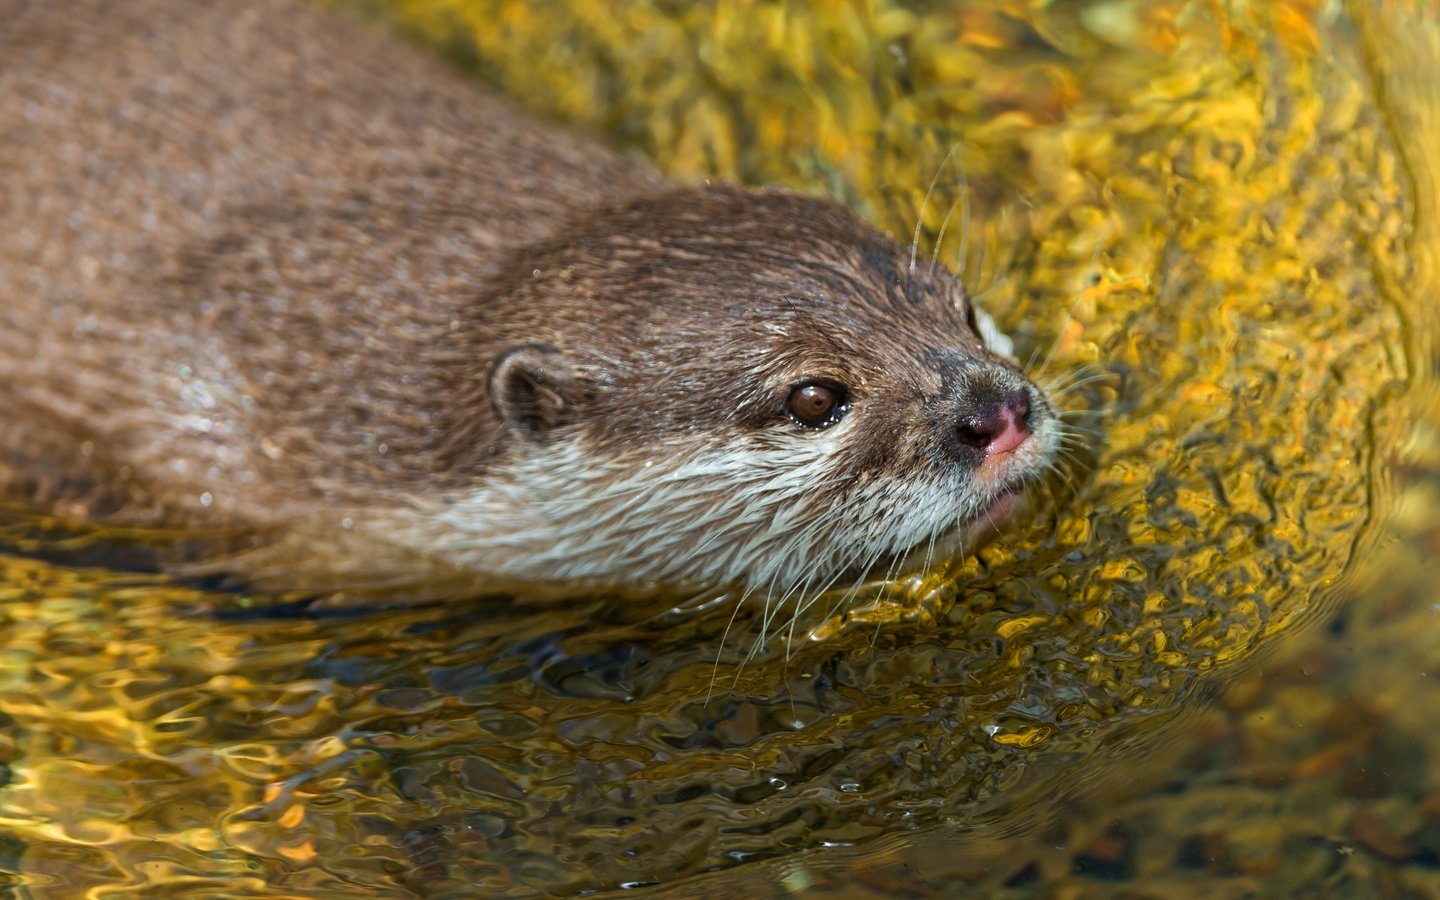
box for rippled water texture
[1,0,1436,895]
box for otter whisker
[864,538,917,653]
[793,518,899,632]
[748,475,884,591]
[761,491,888,643]
[931,192,965,273]
[789,480,935,630]
[1044,379,1112,404]
[804,473,954,630]
[1041,364,1109,395]
[909,139,964,274]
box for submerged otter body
[0,0,1060,601]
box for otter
[0,0,1061,603]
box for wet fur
[0,0,1058,601]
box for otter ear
[487,343,578,440]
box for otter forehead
[494,184,980,341]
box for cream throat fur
[389,426,1056,594]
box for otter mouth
[975,487,1021,528]
[949,484,1025,553]
[869,483,1030,585]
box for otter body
[0,0,1060,600]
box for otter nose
[954,390,1031,456]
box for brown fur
[0,0,1056,599]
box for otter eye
[785,381,849,429]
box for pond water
[1,0,1437,895]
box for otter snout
[955,389,1032,457]
[935,359,1040,462]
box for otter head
[440,185,1059,599]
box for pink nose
[955,390,1031,456]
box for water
[1,0,1437,895]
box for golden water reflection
[1,0,1436,894]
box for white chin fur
[374,422,1030,599]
